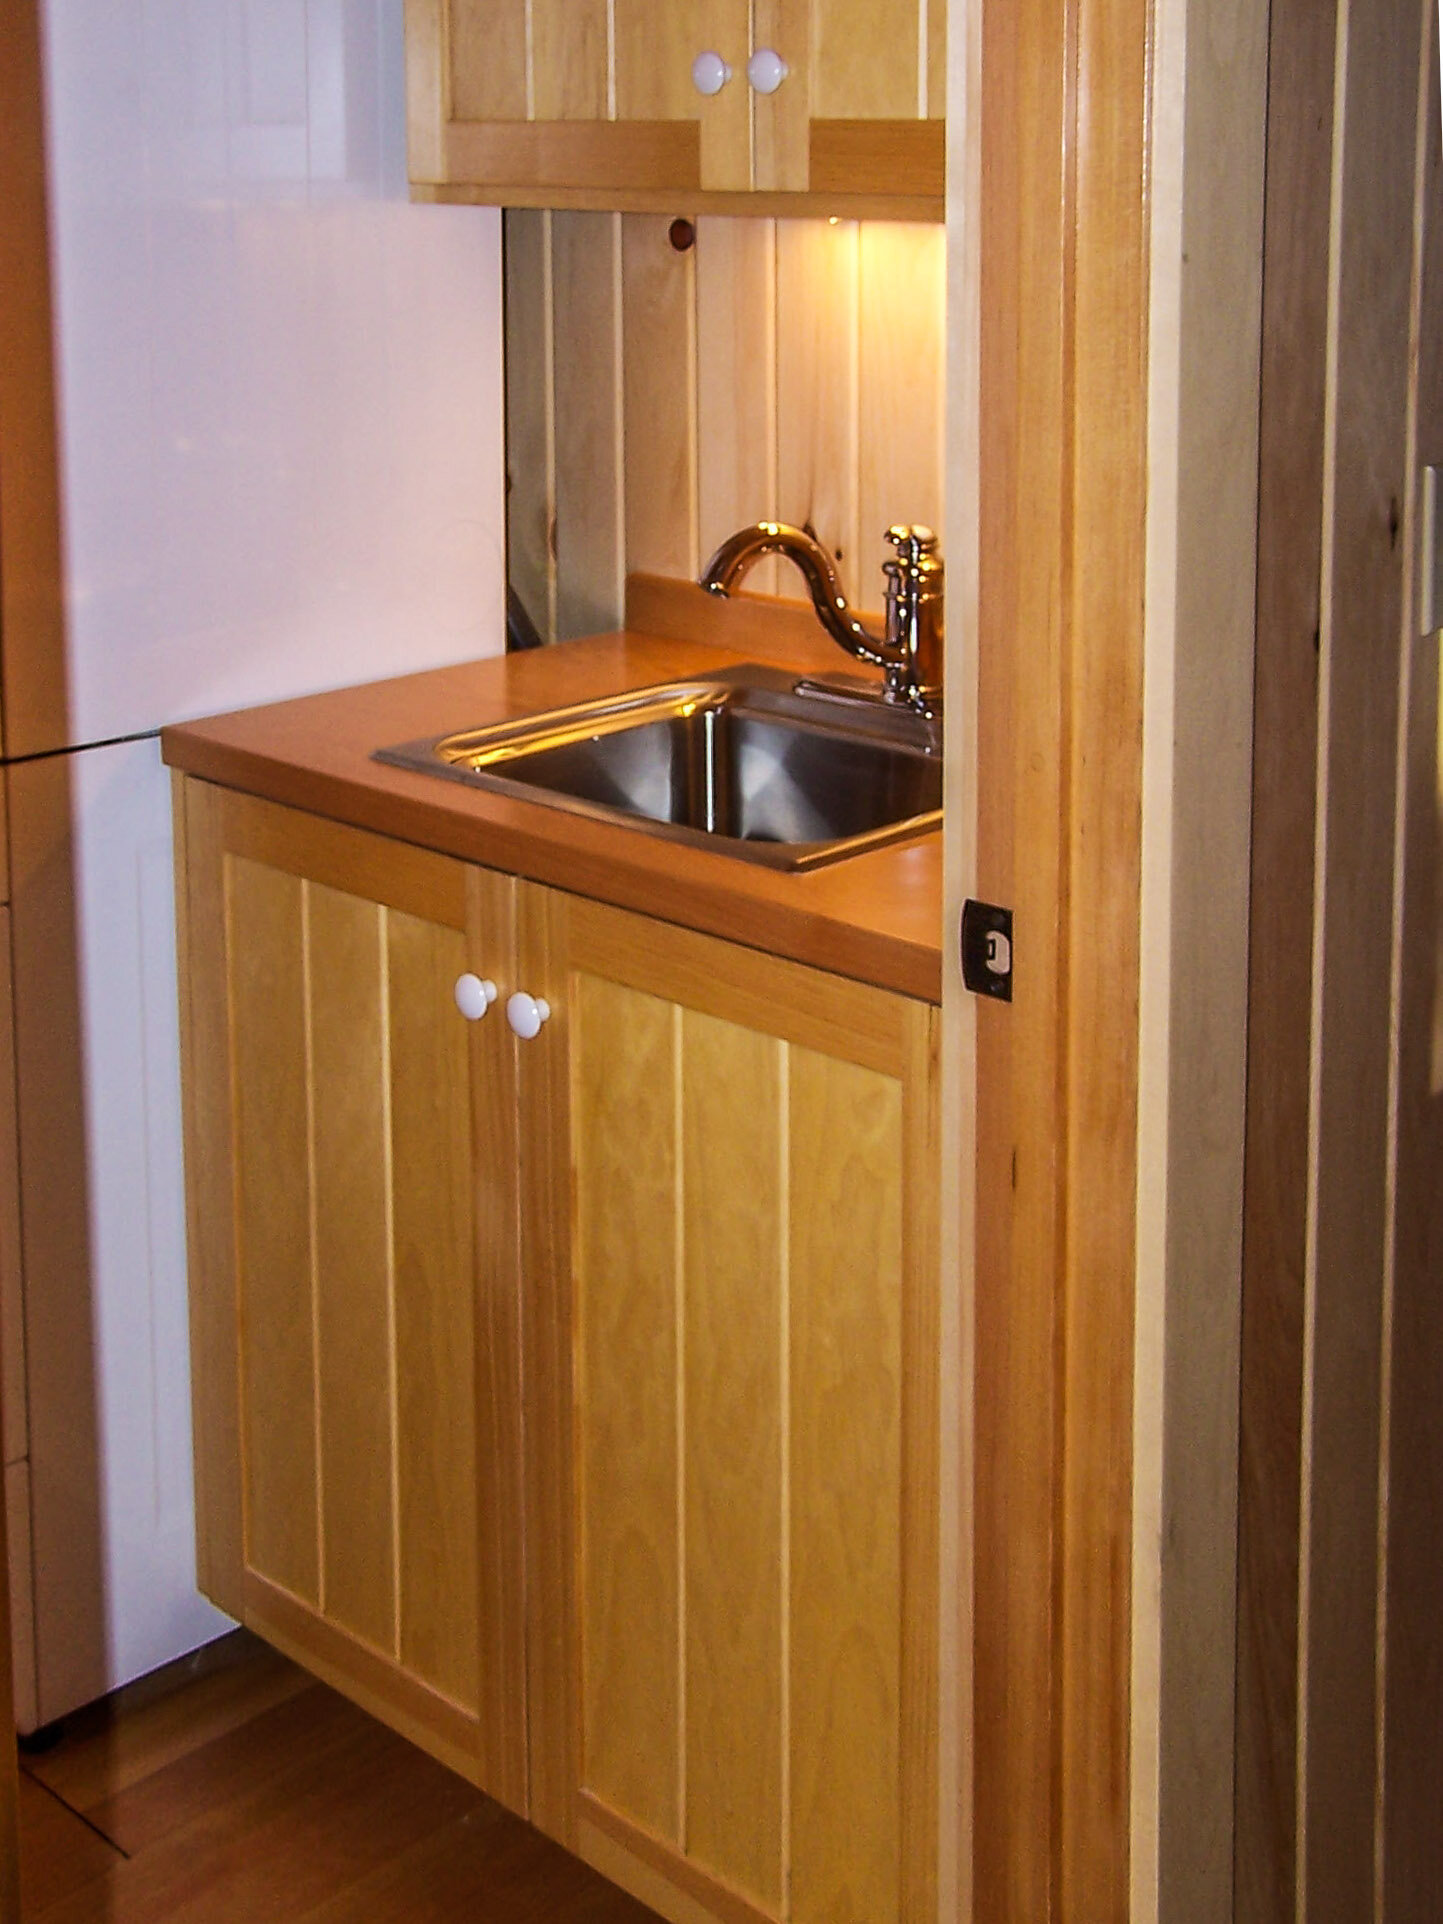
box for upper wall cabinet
[405,0,945,218]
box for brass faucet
[700,521,944,716]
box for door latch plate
[961,900,1013,1001]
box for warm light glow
[828,216,839,225]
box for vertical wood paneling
[532,0,610,119]
[696,1,752,189]
[0,913,26,1471]
[1299,2,1420,1916]
[695,219,778,587]
[448,0,528,121]
[858,224,946,580]
[753,0,811,191]
[309,884,396,1657]
[614,0,695,120]
[681,1011,784,1911]
[789,1049,903,1924]
[509,215,942,634]
[228,859,318,1607]
[575,974,680,1841]
[813,0,920,120]
[388,909,479,1710]
[504,210,556,642]
[552,213,625,639]
[1234,0,1335,1913]
[622,217,698,581]
[927,0,946,120]
[777,222,861,578]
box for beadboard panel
[504,212,945,641]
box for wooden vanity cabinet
[405,0,945,215]
[174,781,528,1808]
[517,887,940,1924]
[176,775,939,1924]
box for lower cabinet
[175,778,940,1924]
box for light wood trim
[417,182,944,221]
[402,0,448,185]
[899,1001,941,1923]
[244,1572,485,1789]
[0,0,68,760]
[445,121,702,194]
[175,775,246,1614]
[973,0,1150,1912]
[621,217,698,583]
[563,892,915,1073]
[808,120,945,201]
[516,879,579,1844]
[578,1795,776,1924]
[212,788,468,931]
[464,863,528,1815]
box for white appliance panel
[40,0,505,748]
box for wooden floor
[13,1631,659,1922]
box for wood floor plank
[31,1705,474,1924]
[21,1632,306,1816]
[16,1774,121,1916]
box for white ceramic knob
[691,50,733,96]
[454,973,498,1020]
[746,47,789,94]
[506,991,551,1040]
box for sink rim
[373,664,943,872]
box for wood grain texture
[0,910,26,1469]
[388,908,480,1711]
[174,778,246,1617]
[614,0,695,122]
[573,971,681,1844]
[812,0,920,119]
[1233,0,1335,1914]
[0,0,68,759]
[695,220,779,590]
[445,122,703,195]
[808,122,945,199]
[622,217,698,582]
[310,885,395,1656]
[402,0,447,183]
[695,0,752,190]
[228,857,320,1608]
[681,1010,783,1910]
[504,209,556,642]
[1298,3,1421,1916]
[753,0,811,192]
[857,224,947,580]
[1381,40,1443,1920]
[789,1047,903,1924]
[552,213,626,639]
[776,221,861,577]
[973,0,1151,1908]
[448,0,527,121]
[0,1426,18,1924]
[532,0,610,120]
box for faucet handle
[884,524,940,568]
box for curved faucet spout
[701,522,894,672]
[700,520,944,716]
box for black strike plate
[961,900,1013,1001]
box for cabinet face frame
[405,0,945,218]
[174,779,528,1807]
[516,884,940,1924]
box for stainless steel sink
[374,665,942,870]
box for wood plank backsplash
[504,211,946,641]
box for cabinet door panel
[573,973,681,1838]
[533,0,610,119]
[449,0,527,119]
[526,889,937,1924]
[180,784,525,1804]
[229,857,318,1608]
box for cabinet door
[176,780,526,1808]
[406,0,942,212]
[518,887,939,1924]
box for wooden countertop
[160,577,944,1004]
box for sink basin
[374,666,942,870]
